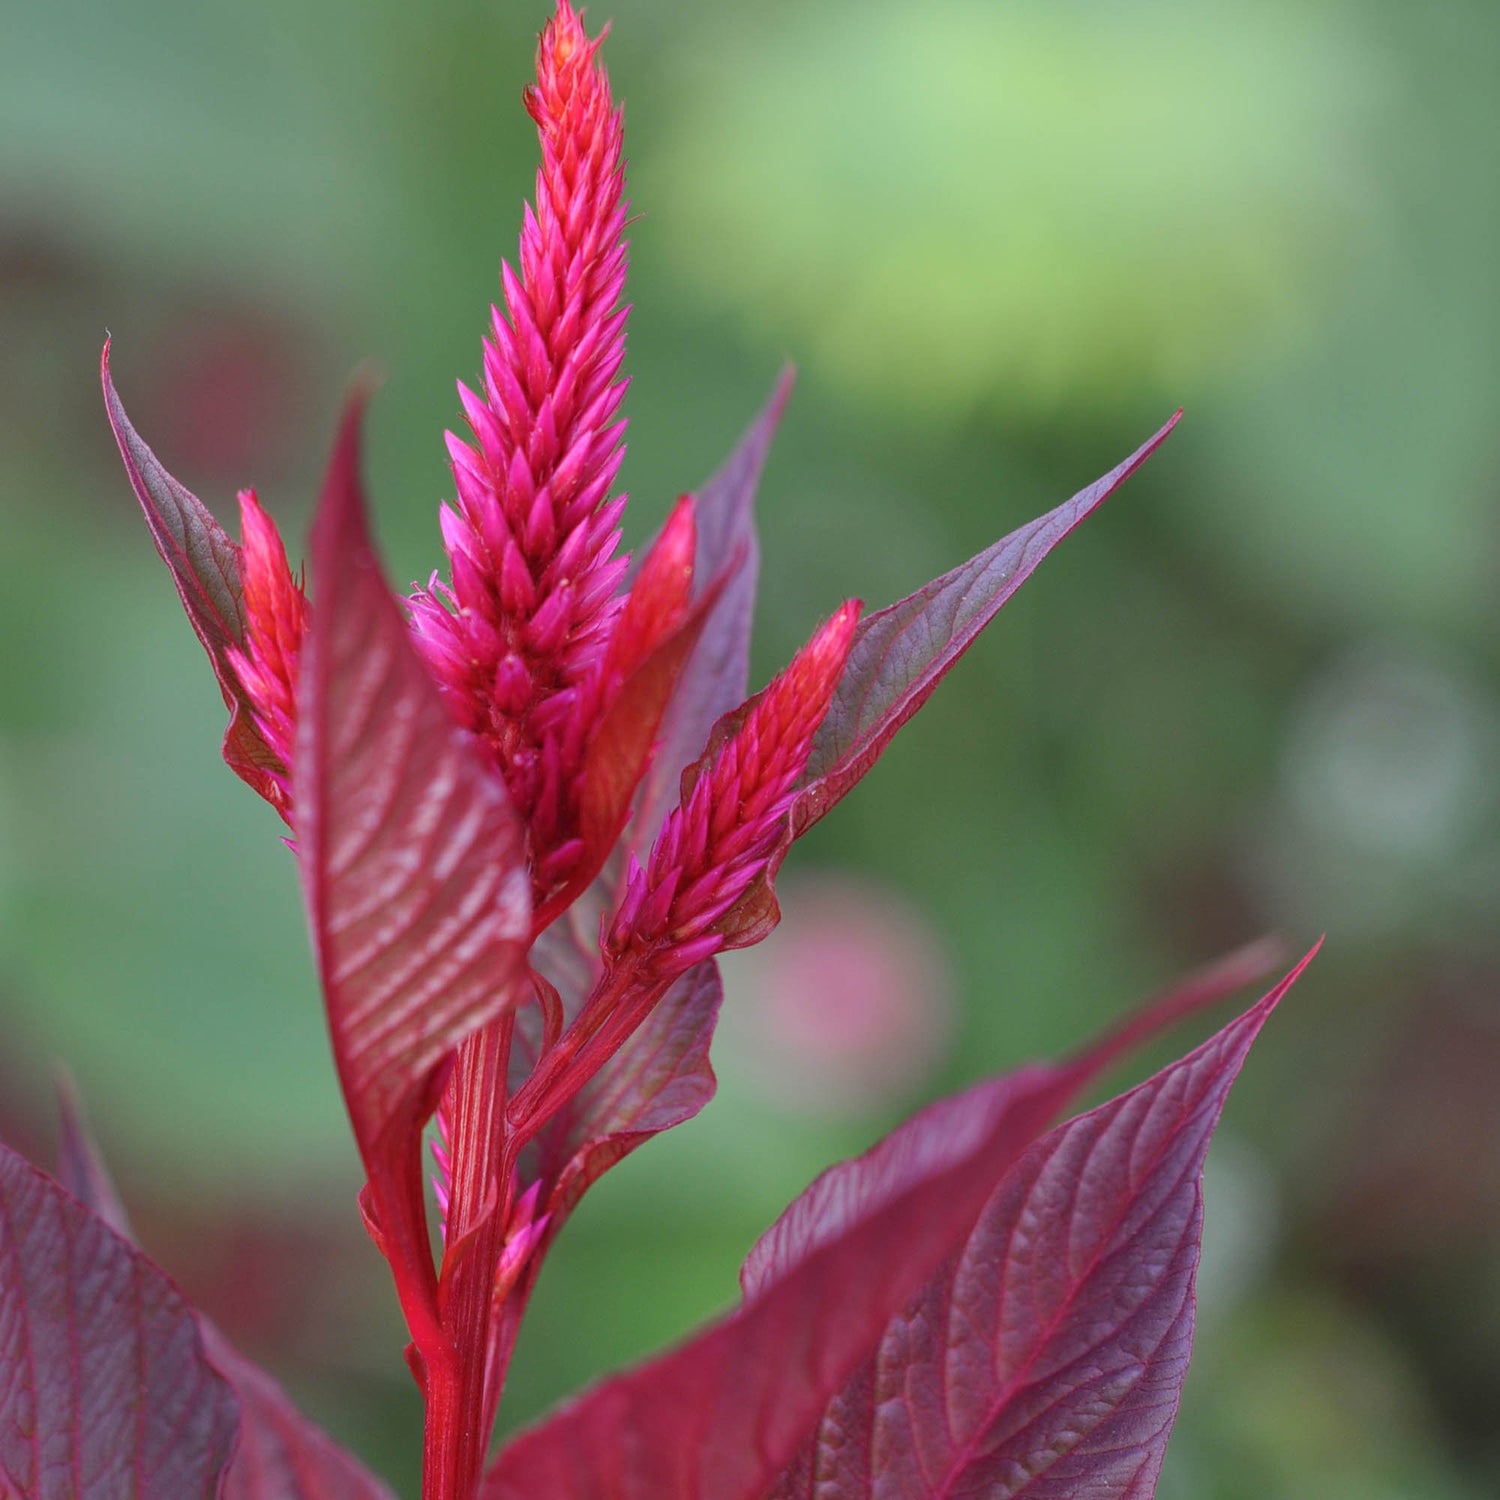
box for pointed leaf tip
[102,338,294,802]
[309,377,381,565]
[796,413,1181,834]
[629,372,794,850]
[764,943,1314,1500]
[53,1070,133,1241]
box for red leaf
[741,939,1284,1297]
[795,414,1180,834]
[52,1086,395,1500]
[532,371,789,1061]
[295,390,532,1349]
[0,1141,238,1499]
[206,1331,397,1500]
[479,941,1299,1500]
[629,371,792,851]
[767,946,1316,1499]
[482,962,725,1428]
[101,338,284,803]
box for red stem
[421,1014,515,1500]
[507,961,632,1142]
[420,954,676,1495]
[507,955,670,1148]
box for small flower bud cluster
[608,601,862,979]
[227,490,308,817]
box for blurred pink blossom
[730,873,954,1115]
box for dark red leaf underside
[487,962,725,1419]
[206,1329,397,1500]
[740,939,1284,1298]
[768,946,1315,1499]
[0,1142,238,1499]
[629,371,791,852]
[296,392,531,1339]
[100,338,283,802]
[480,940,1299,1500]
[51,1092,394,1500]
[795,413,1181,835]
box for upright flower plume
[409,0,663,921]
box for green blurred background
[3,0,1499,1493]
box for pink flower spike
[410,0,634,908]
[610,601,863,976]
[225,489,308,817]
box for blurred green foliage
[2,0,1498,1492]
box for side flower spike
[226,490,309,818]
[509,603,862,1134]
[609,600,865,977]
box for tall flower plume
[408,0,656,918]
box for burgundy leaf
[205,1330,397,1500]
[0,1141,238,1499]
[52,1085,395,1500]
[495,958,722,1390]
[767,947,1316,1499]
[657,417,1181,963]
[796,414,1180,834]
[480,941,1301,1500]
[629,371,792,851]
[295,390,532,1348]
[508,370,789,977]
[562,533,731,933]
[523,374,789,1086]
[101,338,283,802]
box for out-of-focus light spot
[1249,638,1500,939]
[649,0,1382,420]
[1283,642,1496,861]
[722,872,954,1118]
